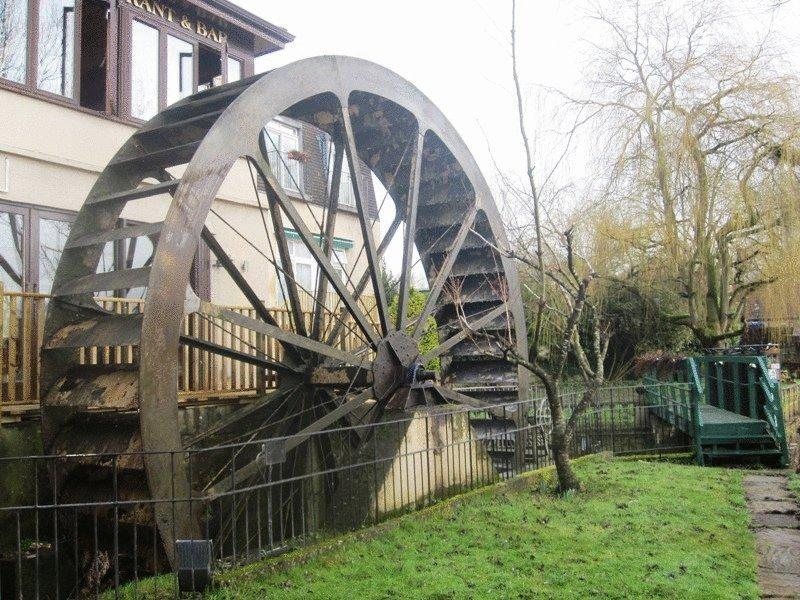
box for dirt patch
[744,473,800,598]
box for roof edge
[200,0,295,50]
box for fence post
[687,359,705,466]
[610,387,615,454]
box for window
[79,0,107,111]
[0,203,203,297]
[226,56,241,83]
[0,210,25,291]
[0,0,28,84]
[264,121,302,194]
[130,19,159,119]
[327,142,356,208]
[37,0,75,97]
[166,34,193,106]
[289,240,315,294]
[197,44,220,91]
[275,239,349,304]
[38,216,71,294]
[331,248,347,283]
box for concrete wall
[326,409,497,531]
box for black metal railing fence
[0,382,702,599]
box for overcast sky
[235,0,800,281]
[248,1,582,198]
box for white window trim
[279,241,349,302]
[265,118,304,195]
[0,156,9,194]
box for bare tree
[454,0,611,492]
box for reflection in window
[121,233,154,298]
[167,34,193,106]
[0,0,28,84]
[90,242,117,298]
[328,142,356,208]
[37,0,75,97]
[227,57,241,83]
[131,19,158,119]
[38,217,70,294]
[264,122,302,194]
[0,211,24,291]
[279,240,348,304]
[290,239,314,294]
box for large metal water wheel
[40,56,528,565]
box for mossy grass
[113,455,757,599]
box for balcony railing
[0,286,372,416]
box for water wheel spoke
[312,133,345,340]
[207,386,376,496]
[186,383,302,447]
[324,212,403,347]
[252,134,381,348]
[412,204,478,340]
[201,226,305,363]
[179,332,299,374]
[396,130,425,331]
[340,102,392,337]
[258,164,309,338]
[194,300,372,368]
[431,384,515,419]
[419,304,508,364]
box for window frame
[34,0,79,100]
[122,8,201,121]
[0,0,259,124]
[223,53,243,83]
[0,0,82,102]
[320,133,358,214]
[0,200,31,292]
[263,118,304,196]
[0,199,211,295]
[165,29,197,108]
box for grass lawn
[122,455,758,599]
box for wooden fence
[0,288,372,412]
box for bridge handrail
[755,356,790,465]
[641,358,704,463]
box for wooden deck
[642,354,789,466]
[0,287,377,424]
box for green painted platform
[642,354,789,467]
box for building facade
[0,0,375,308]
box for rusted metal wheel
[40,56,528,565]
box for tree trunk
[550,417,581,492]
[542,376,581,492]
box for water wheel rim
[42,56,529,564]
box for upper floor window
[166,33,194,106]
[37,0,75,97]
[0,0,254,119]
[327,143,356,209]
[226,56,241,83]
[264,121,302,194]
[131,19,159,119]
[0,0,29,84]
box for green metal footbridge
[642,353,789,466]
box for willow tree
[581,0,800,348]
